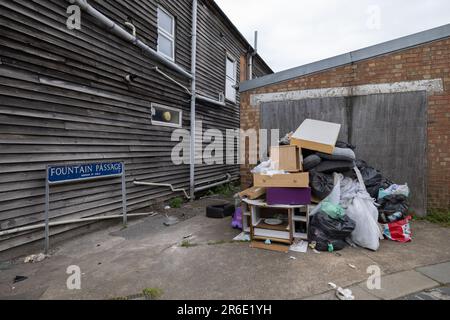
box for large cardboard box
[270,145,303,172]
[253,173,309,188]
[290,119,341,154]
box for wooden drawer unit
[253,173,309,188]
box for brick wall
[240,38,450,211]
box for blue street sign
[47,162,123,184]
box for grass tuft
[414,209,450,227]
[143,288,164,300]
[180,240,198,248]
[206,183,239,198]
[168,197,184,209]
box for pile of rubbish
[238,119,413,253]
[307,147,412,250]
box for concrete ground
[0,196,449,300]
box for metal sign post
[44,162,127,254]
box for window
[225,55,237,103]
[157,7,175,61]
[151,103,182,128]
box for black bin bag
[378,194,410,223]
[357,162,393,199]
[309,171,334,200]
[309,212,356,252]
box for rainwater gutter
[73,0,192,79]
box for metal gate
[261,92,427,215]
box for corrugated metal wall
[0,0,272,254]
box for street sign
[44,162,127,254]
[48,162,123,184]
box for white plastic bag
[251,160,286,176]
[344,168,383,251]
[378,184,410,200]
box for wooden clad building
[0,0,272,256]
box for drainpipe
[248,31,258,80]
[189,0,198,201]
[194,174,232,192]
[73,0,192,79]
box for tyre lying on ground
[206,204,235,219]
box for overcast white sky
[215,0,450,72]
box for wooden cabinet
[242,199,310,252]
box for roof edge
[240,23,450,92]
[207,0,274,74]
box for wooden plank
[351,92,427,215]
[250,241,289,253]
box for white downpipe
[189,0,198,201]
[133,181,191,200]
[194,174,232,192]
[0,213,157,237]
[134,173,232,200]
[248,31,258,80]
[73,0,192,79]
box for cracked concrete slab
[357,270,439,300]
[417,262,450,284]
[400,285,450,300]
[304,285,380,300]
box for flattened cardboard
[254,173,309,188]
[290,119,341,154]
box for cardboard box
[270,145,303,172]
[253,173,309,188]
[239,186,266,200]
[266,187,311,205]
[290,119,341,154]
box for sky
[215,0,450,72]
